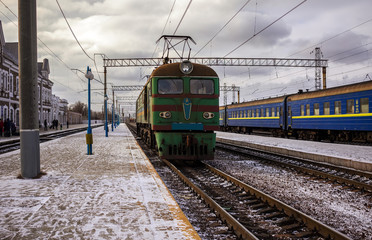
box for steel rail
[204,162,351,240]
[162,159,259,240]
[216,140,372,193]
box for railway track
[216,140,372,194]
[165,160,350,240]
[127,123,351,239]
[0,125,103,154]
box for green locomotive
[136,60,219,160]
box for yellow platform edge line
[135,141,201,240]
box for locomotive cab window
[190,79,214,94]
[158,79,183,94]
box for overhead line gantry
[103,57,328,68]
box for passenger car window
[306,104,310,116]
[360,98,369,113]
[347,99,354,114]
[314,103,319,115]
[158,79,183,94]
[190,79,214,94]
[335,101,341,114]
[324,102,330,115]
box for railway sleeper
[244,199,261,205]
[263,211,286,220]
[275,216,296,226]
[280,222,303,231]
[256,206,276,215]
[250,202,267,210]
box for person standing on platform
[0,118,3,137]
[4,118,10,137]
[10,121,16,136]
[44,119,47,131]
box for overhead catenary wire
[224,0,308,57]
[172,0,192,35]
[55,0,94,62]
[193,0,252,57]
[152,0,177,58]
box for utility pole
[18,0,40,178]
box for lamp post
[111,103,114,131]
[104,95,108,137]
[104,67,108,137]
[85,67,94,155]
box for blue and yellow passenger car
[220,81,372,142]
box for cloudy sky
[1,0,371,113]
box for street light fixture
[85,66,94,155]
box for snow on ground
[216,131,372,164]
[0,125,199,239]
[209,151,372,240]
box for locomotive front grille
[168,144,209,156]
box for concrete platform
[217,131,372,172]
[0,124,200,239]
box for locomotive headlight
[179,60,193,74]
[160,111,172,119]
[203,112,215,119]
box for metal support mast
[311,47,323,90]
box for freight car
[220,81,372,142]
[136,60,219,160]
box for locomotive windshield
[158,79,183,94]
[190,79,214,95]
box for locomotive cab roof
[150,61,218,78]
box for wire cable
[173,0,192,35]
[224,0,308,57]
[152,0,177,58]
[55,0,94,62]
[194,0,252,57]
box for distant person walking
[44,119,48,131]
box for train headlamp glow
[179,60,193,74]
[203,112,214,119]
[159,111,171,119]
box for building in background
[0,20,68,128]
